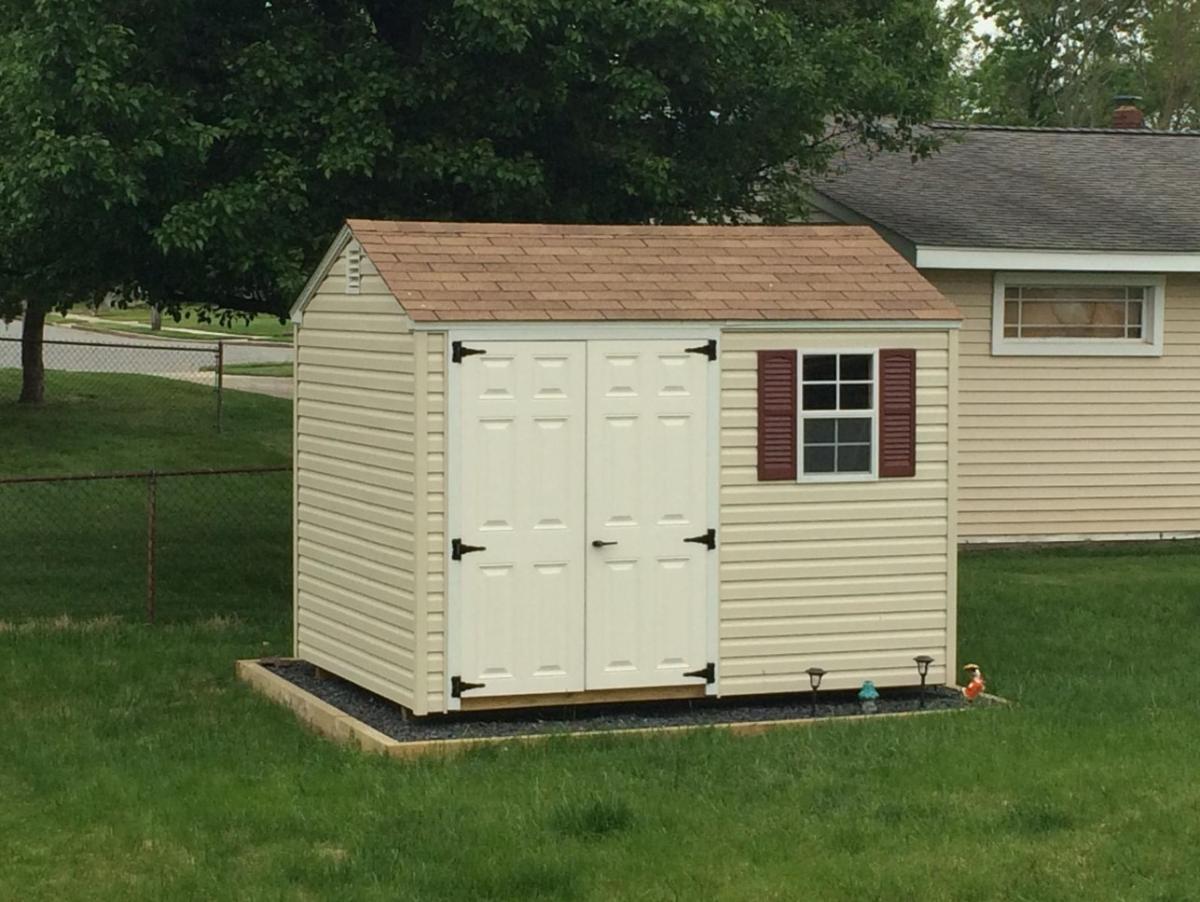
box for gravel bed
[265,660,985,744]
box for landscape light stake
[914,655,934,708]
[805,667,826,717]
[146,469,158,624]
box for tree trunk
[19,302,47,404]
[149,306,162,331]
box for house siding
[718,330,957,694]
[930,270,1200,540]
[294,246,423,712]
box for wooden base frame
[237,659,982,761]
[459,684,706,711]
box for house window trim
[991,271,1165,357]
[796,349,879,484]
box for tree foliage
[0,0,959,401]
[944,0,1200,128]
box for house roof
[815,123,1200,253]
[344,219,958,322]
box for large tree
[0,0,959,403]
[944,0,1200,127]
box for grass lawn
[2,542,1200,899]
[1,370,292,623]
[0,369,291,475]
[202,361,294,378]
[48,305,293,342]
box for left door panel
[457,342,587,696]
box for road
[0,320,293,373]
[0,319,294,397]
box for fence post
[215,341,225,433]
[146,470,158,624]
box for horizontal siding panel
[299,592,416,654]
[298,434,413,473]
[297,572,414,633]
[299,345,416,374]
[723,610,945,639]
[298,607,413,672]
[722,628,946,657]
[723,591,948,617]
[721,498,948,525]
[299,556,414,608]
[299,502,413,550]
[297,521,415,572]
[297,486,413,534]
[723,518,947,542]
[298,398,413,434]
[722,479,947,505]
[721,535,947,564]
[300,329,416,354]
[721,666,948,695]
[299,381,412,414]
[721,555,947,582]
[300,310,414,333]
[298,633,414,707]
[299,363,416,395]
[297,451,416,496]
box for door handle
[591,540,618,548]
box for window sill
[991,339,1163,358]
[797,473,878,484]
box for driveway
[0,319,294,397]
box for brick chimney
[1112,95,1145,129]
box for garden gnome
[962,663,985,701]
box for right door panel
[585,341,710,689]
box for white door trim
[444,331,721,710]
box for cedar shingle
[346,220,959,322]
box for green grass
[2,543,1200,899]
[1,370,292,623]
[49,305,293,342]
[201,361,294,378]
[0,370,291,475]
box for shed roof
[345,219,958,322]
[816,123,1200,253]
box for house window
[992,273,1164,356]
[799,352,876,480]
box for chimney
[1112,95,1145,129]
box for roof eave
[914,246,1200,272]
[807,191,917,264]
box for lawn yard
[1,370,292,623]
[3,543,1199,899]
[48,304,293,342]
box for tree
[946,0,1200,127]
[0,0,960,403]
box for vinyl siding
[930,270,1200,540]
[294,246,423,712]
[422,332,447,712]
[719,330,957,694]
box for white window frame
[796,349,878,484]
[991,271,1165,357]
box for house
[289,220,960,715]
[811,117,1200,543]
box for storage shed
[290,220,961,716]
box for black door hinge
[684,662,716,683]
[451,538,487,561]
[684,528,716,550]
[451,341,487,364]
[685,339,717,361]
[451,675,486,698]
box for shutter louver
[757,350,797,481]
[879,349,917,478]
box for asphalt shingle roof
[817,124,1200,253]
[347,220,958,322]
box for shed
[290,220,961,715]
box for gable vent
[345,242,362,295]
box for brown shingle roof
[346,220,959,322]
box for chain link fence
[0,335,227,430]
[0,467,291,625]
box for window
[799,352,875,479]
[992,273,1164,356]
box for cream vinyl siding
[719,330,957,694]
[294,246,423,712]
[930,270,1200,540]
[422,333,447,713]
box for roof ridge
[346,219,879,235]
[929,120,1200,137]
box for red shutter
[878,349,917,478]
[757,350,797,481]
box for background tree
[945,0,1200,127]
[0,0,960,404]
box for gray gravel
[266,660,979,743]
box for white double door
[455,340,711,698]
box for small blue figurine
[858,680,879,714]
